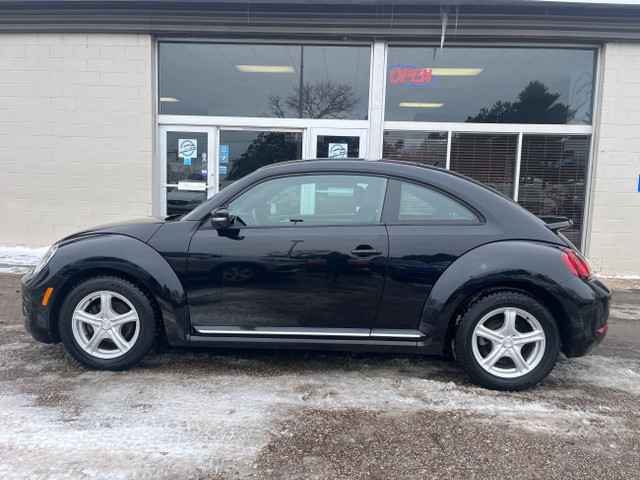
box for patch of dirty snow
[609,305,640,320]
[597,274,640,280]
[0,246,48,275]
[552,355,640,395]
[1,347,638,478]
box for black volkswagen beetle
[22,160,610,390]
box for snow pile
[597,274,640,280]
[0,246,48,274]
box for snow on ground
[0,335,639,479]
[0,246,48,274]
[597,274,640,280]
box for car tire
[59,276,157,370]
[455,290,560,391]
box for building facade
[1,0,639,275]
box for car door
[373,179,485,334]
[187,173,389,338]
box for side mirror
[210,207,230,229]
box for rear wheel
[59,276,156,370]
[455,291,560,391]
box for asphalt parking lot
[0,272,639,480]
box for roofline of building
[1,0,640,6]
[2,0,640,42]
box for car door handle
[351,245,382,257]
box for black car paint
[187,223,389,331]
[23,233,192,347]
[22,160,610,361]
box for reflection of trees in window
[227,133,301,181]
[466,80,575,124]
[383,131,446,166]
[268,81,360,119]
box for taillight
[561,249,592,281]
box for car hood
[59,217,168,244]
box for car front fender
[45,234,190,346]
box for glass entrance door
[159,126,216,216]
[309,128,368,159]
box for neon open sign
[388,65,437,87]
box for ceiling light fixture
[160,97,180,102]
[431,68,484,76]
[399,102,444,108]
[235,65,296,73]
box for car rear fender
[48,234,190,346]
[417,240,574,355]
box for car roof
[253,159,514,201]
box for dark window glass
[450,133,518,198]
[383,131,447,166]
[519,135,590,249]
[397,182,477,223]
[385,47,595,124]
[160,43,370,119]
[219,131,302,190]
[228,175,387,227]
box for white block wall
[587,42,640,276]
[0,34,154,247]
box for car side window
[227,174,388,227]
[389,180,478,223]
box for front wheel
[59,276,157,370]
[455,291,560,391]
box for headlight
[33,244,58,275]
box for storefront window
[450,133,518,198]
[159,43,371,119]
[385,47,595,124]
[383,131,519,197]
[383,131,447,166]
[381,130,589,250]
[519,135,590,247]
[218,131,303,190]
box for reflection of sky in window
[385,47,595,124]
[160,43,371,119]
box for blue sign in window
[220,145,229,163]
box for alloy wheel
[471,307,546,379]
[71,290,141,360]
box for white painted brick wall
[0,33,153,248]
[587,42,640,276]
